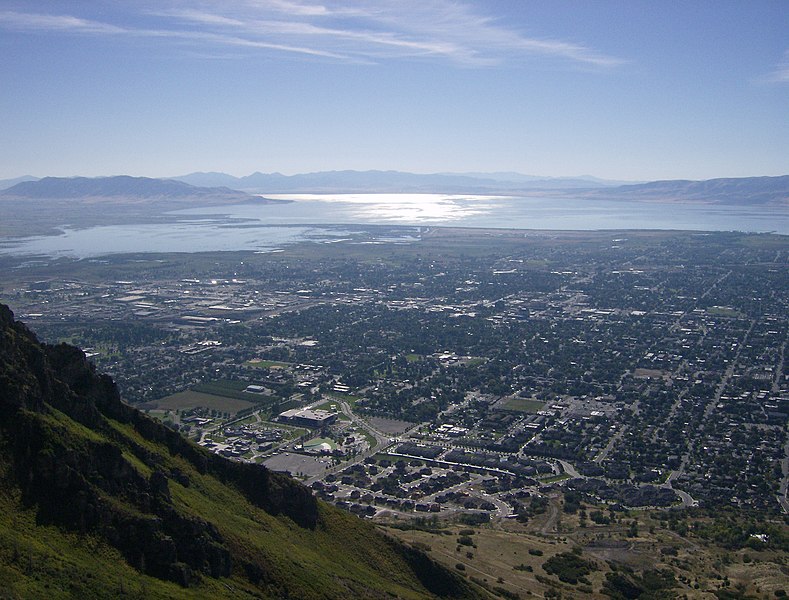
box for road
[661,460,698,507]
[672,487,698,508]
[539,499,561,535]
[480,491,513,518]
[557,459,581,479]
[594,425,627,464]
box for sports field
[501,397,545,413]
[143,390,255,414]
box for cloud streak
[0,11,125,35]
[765,50,789,83]
[0,9,352,60]
[0,2,625,68]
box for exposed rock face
[0,303,51,413]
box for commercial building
[278,407,338,428]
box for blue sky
[1,1,787,181]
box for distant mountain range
[583,176,789,206]
[2,171,626,192]
[0,175,252,201]
[172,170,631,192]
[1,173,787,206]
[0,176,283,238]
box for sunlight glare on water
[264,194,507,222]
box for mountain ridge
[585,175,789,205]
[2,173,787,206]
[0,176,251,201]
[174,169,627,192]
[0,176,38,191]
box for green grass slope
[0,304,480,599]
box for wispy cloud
[0,11,125,35]
[764,50,789,83]
[0,9,352,60]
[0,2,625,68]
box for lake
[1,193,787,258]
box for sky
[1,0,788,182]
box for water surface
[1,194,786,259]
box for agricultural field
[141,390,255,414]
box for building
[278,407,338,428]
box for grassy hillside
[0,304,480,599]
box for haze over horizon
[1,1,788,181]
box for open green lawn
[501,397,545,413]
[144,390,255,414]
[304,437,336,450]
[326,393,362,407]
[190,380,281,405]
[193,380,250,394]
[540,473,571,483]
[245,359,291,369]
[313,400,340,412]
[706,306,744,318]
